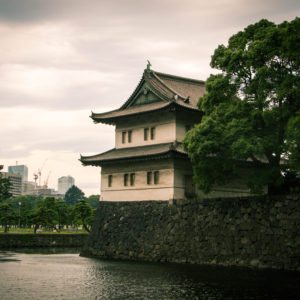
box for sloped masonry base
[81,195,300,271]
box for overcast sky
[0,0,299,196]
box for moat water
[0,249,299,300]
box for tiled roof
[91,100,200,124]
[91,102,170,122]
[155,71,205,107]
[91,68,205,124]
[80,142,187,166]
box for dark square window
[122,131,126,144]
[124,173,129,186]
[130,173,135,186]
[108,175,113,187]
[147,171,152,185]
[150,127,155,140]
[128,130,132,143]
[154,171,159,184]
[144,128,149,141]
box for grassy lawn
[0,227,88,234]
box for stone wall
[0,234,87,248]
[81,195,300,271]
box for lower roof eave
[80,151,188,167]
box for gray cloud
[0,0,298,23]
[1,1,298,111]
[0,0,299,195]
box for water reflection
[0,251,299,300]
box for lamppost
[18,202,22,228]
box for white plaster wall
[175,113,199,143]
[173,161,194,200]
[101,160,175,201]
[102,187,174,201]
[114,110,200,148]
[176,121,188,143]
[101,168,175,201]
[115,121,176,148]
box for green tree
[286,113,300,171]
[184,18,300,194]
[85,194,100,208]
[5,195,41,228]
[73,200,94,232]
[0,203,17,232]
[0,172,12,202]
[55,199,72,229]
[32,197,59,233]
[64,185,85,206]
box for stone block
[80,194,300,271]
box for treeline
[0,185,99,234]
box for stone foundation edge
[0,234,88,248]
[81,195,300,271]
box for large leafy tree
[32,197,59,233]
[64,185,85,205]
[184,18,300,194]
[73,200,95,232]
[55,199,72,229]
[5,195,43,228]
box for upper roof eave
[90,101,201,124]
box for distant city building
[22,184,63,199]
[8,164,28,182]
[58,176,75,194]
[35,188,56,197]
[22,181,36,195]
[2,172,22,196]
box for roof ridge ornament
[169,141,178,150]
[146,60,152,72]
[184,96,190,103]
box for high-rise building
[1,172,22,196]
[8,164,28,182]
[58,176,75,194]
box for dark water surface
[0,250,299,300]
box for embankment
[81,194,300,271]
[0,234,87,248]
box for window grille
[122,131,126,144]
[124,173,129,186]
[108,175,113,187]
[128,130,132,143]
[150,127,155,140]
[147,171,152,185]
[130,173,135,186]
[144,128,149,141]
[154,171,159,184]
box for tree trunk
[34,224,39,234]
[83,223,90,233]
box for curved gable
[125,81,166,108]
